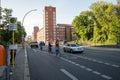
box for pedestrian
[9,43,18,65]
[39,41,44,50]
[55,40,59,56]
[48,42,52,53]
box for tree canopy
[0,8,26,47]
[72,0,120,45]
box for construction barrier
[0,45,6,66]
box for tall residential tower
[37,6,76,44]
[43,6,56,43]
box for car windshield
[70,44,79,47]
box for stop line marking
[60,57,112,80]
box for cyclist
[55,40,59,56]
[39,41,44,51]
[48,42,52,53]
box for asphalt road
[27,46,120,80]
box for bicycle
[40,46,43,51]
[48,46,52,53]
[55,46,60,56]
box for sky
[2,0,117,36]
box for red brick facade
[36,6,77,44]
[32,26,39,41]
[56,24,76,42]
[37,6,56,44]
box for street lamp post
[0,0,2,41]
[0,0,2,20]
[21,9,37,48]
[22,9,37,27]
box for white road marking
[71,61,76,65]
[86,68,92,71]
[75,64,80,66]
[92,59,97,62]
[63,53,120,68]
[24,47,30,80]
[92,71,101,75]
[33,49,37,52]
[60,69,79,80]
[104,63,110,65]
[97,61,103,63]
[112,65,120,68]
[37,49,114,80]
[60,57,112,80]
[79,65,86,69]
[101,75,112,80]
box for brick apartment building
[37,6,56,44]
[37,27,45,42]
[32,26,39,41]
[56,24,76,42]
[35,6,77,44]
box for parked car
[63,43,84,53]
[29,42,38,48]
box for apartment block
[37,6,56,44]
[37,27,45,42]
[32,26,39,41]
[36,6,77,44]
[56,24,77,42]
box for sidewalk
[10,47,30,80]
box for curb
[24,47,30,80]
[0,66,6,80]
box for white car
[63,43,84,53]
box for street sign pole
[12,31,15,68]
[22,34,24,49]
[8,17,17,68]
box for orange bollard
[0,45,6,66]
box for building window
[46,20,48,23]
[45,11,48,15]
[46,17,48,20]
[53,11,56,15]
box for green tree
[72,0,120,45]
[0,8,13,46]
[90,1,120,44]
[72,11,94,42]
[0,8,26,45]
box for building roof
[57,24,72,27]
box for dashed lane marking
[92,71,101,75]
[37,49,120,68]
[112,65,120,68]
[36,49,113,80]
[60,57,112,80]
[60,69,79,80]
[62,54,120,68]
[101,75,112,80]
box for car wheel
[80,51,83,53]
[63,48,66,52]
[70,49,73,53]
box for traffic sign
[9,17,17,24]
[9,17,17,31]
[9,25,17,31]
